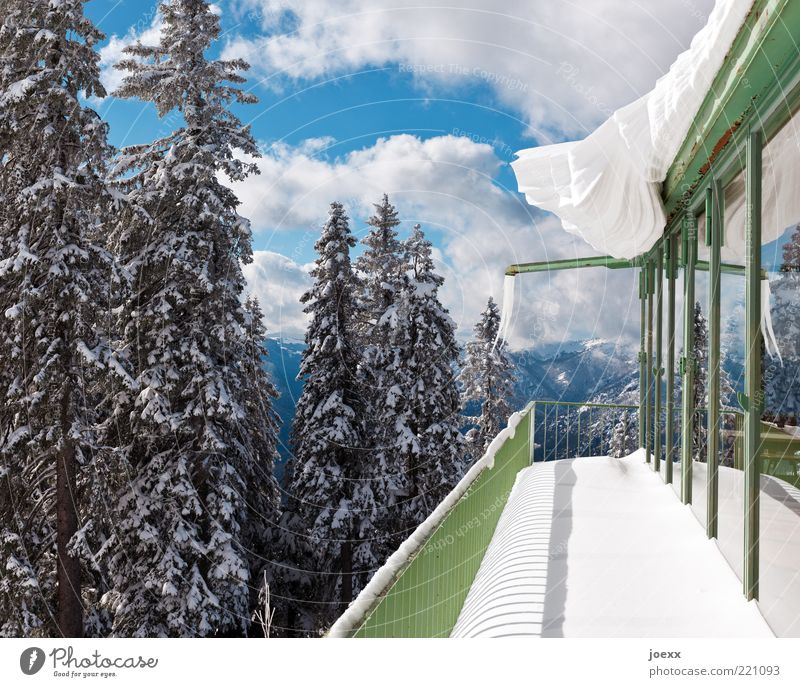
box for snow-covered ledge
[327,404,532,638]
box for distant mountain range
[510,338,639,407]
[263,332,752,474]
[262,337,648,479]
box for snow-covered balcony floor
[451,450,772,638]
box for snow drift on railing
[327,406,529,638]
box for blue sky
[85,0,719,347]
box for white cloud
[243,250,313,341]
[234,132,640,348]
[225,0,714,135]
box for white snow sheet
[511,0,754,259]
[493,274,516,347]
[452,450,772,637]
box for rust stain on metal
[698,120,741,175]
[664,111,749,227]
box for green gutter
[663,0,800,218]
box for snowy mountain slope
[263,337,645,478]
[512,338,638,405]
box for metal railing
[531,400,746,469]
[332,403,535,638]
[532,400,639,462]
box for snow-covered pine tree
[0,0,115,638]
[280,201,365,634]
[354,195,413,560]
[102,0,278,637]
[765,226,800,419]
[780,224,800,274]
[240,296,280,621]
[675,301,737,463]
[460,298,516,461]
[690,301,708,461]
[401,225,464,512]
[609,411,634,458]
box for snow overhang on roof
[511,0,754,260]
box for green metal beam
[639,270,646,449]
[706,182,723,540]
[505,256,634,276]
[695,260,768,280]
[681,214,697,505]
[743,131,762,601]
[663,0,800,217]
[654,251,664,473]
[665,236,677,485]
[645,261,654,463]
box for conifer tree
[765,226,800,419]
[354,195,412,559]
[240,296,280,609]
[401,225,464,512]
[460,298,516,461]
[609,411,634,458]
[692,302,709,460]
[281,202,365,633]
[0,0,114,638]
[101,0,278,637]
[780,224,800,273]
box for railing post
[681,213,697,505]
[654,249,664,473]
[743,130,762,601]
[639,270,646,449]
[706,182,723,539]
[665,235,677,484]
[645,260,654,463]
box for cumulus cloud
[243,250,313,341]
[225,0,714,135]
[233,132,639,349]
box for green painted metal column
[681,214,697,505]
[706,182,723,539]
[639,270,646,448]
[743,131,762,601]
[665,236,677,484]
[645,261,654,462]
[654,251,664,473]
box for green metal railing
[532,400,638,462]
[334,404,534,638]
